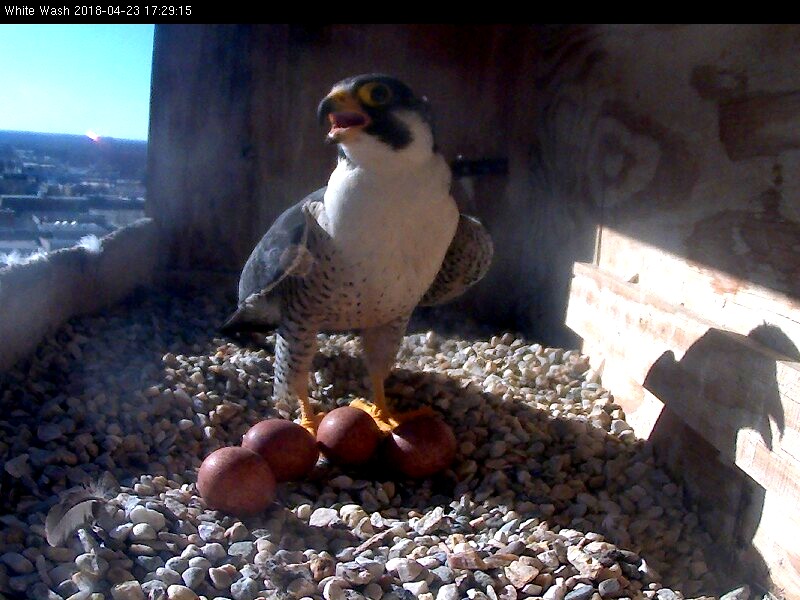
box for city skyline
[0,130,147,265]
[0,25,154,141]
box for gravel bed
[0,290,749,600]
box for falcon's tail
[219,311,258,337]
[219,299,281,338]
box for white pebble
[323,579,345,600]
[404,581,430,596]
[209,566,233,589]
[130,523,157,541]
[109,523,134,541]
[111,581,145,600]
[543,582,567,600]
[386,557,424,582]
[198,522,225,542]
[437,584,460,600]
[310,507,341,527]
[3,454,31,478]
[129,505,166,531]
[167,585,200,600]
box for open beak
[317,89,370,143]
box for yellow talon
[298,393,324,436]
[300,411,325,436]
[350,374,439,433]
[350,398,399,433]
[350,398,438,433]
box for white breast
[321,151,459,327]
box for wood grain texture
[597,228,800,349]
[146,24,597,345]
[568,263,800,496]
[147,25,256,274]
[567,262,800,598]
[533,25,800,318]
[720,91,800,160]
[496,23,795,344]
[555,25,800,597]
[145,24,800,341]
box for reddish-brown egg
[197,446,276,516]
[242,419,319,482]
[316,406,381,466]
[383,415,456,478]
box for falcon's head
[317,74,434,165]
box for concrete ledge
[0,218,157,373]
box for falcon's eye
[358,82,392,107]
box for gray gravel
[0,290,751,600]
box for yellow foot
[350,399,437,433]
[350,398,399,433]
[300,411,325,437]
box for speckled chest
[300,158,458,330]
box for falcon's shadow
[643,323,798,597]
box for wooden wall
[559,25,800,598]
[147,24,597,345]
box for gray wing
[221,187,326,334]
[419,214,493,307]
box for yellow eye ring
[358,82,392,107]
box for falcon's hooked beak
[317,89,371,144]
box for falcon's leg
[353,316,435,432]
[274,321,322,435]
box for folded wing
[419,214,493,307]
[221,188,326,333]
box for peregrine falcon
[222,74,493,433]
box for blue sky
[0,25,154,141]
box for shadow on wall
[642,324,797,594]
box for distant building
[0,208,14,227]
[35,220,111,252]
[22,162,57,179]
[0,173,38,195]
[0,195,89,213]
[0,227,34,241]
[0,133,147,259]
[87,194,146,227]
[37,221,109,236]
[32,213,107,226]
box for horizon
[0,25,154,142]
[0,129,148,144]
